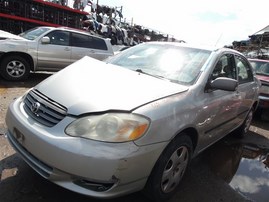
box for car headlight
[65,113,150,142]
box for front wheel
[144,134,193,202]
[0,55,30,81]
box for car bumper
[5,97,166,198]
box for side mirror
[209,77,238,91]
[41,36,50,44]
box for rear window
[235,55,254,83]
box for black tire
[235,107,254,138]
[254,108,262,120]
[144,134,193,202]
[0,55,30,81]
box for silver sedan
[5,42,260,201]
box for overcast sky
[94,0,268,47]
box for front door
[197,54,241,149]
[37,30,71,70]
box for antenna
[215,33,223,47]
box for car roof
[143,41,214,51]
[37,26,107,40]
[143,41,243,56]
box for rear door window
[71,33,108,50]
[235,55,254,84]
[70,33,88,48]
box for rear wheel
[0,55,30,81]
[144,134,192,202]
[254,108,262,119]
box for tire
[254,108,262,120]
[0,55,30,81]
[235,107,254,138]
[144,134,193,202]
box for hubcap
[161,146,189,193]
[7,60,26,77]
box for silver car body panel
[37,42,71,69]
[70,45,113,62]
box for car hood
[0,30,24,40]
[256,74,269,83]
[35,57,189,115]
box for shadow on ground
[0,72,53,88]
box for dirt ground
[0,72,269,202]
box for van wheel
[144,135,192,202]
[0,55,30,81]
[235,107,254,138]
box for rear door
[37,30,71,70]
[70,32,111,62]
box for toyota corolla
[5,42,260,201]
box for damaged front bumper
[5,98,166,198]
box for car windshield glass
[19,27,50,40]
[250,61,269,76]
[106,43,211,85]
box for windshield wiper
[135,69,179,83]
[135,69,164,79]
[135,69,144,73]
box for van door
[37,30,71,70]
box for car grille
[23,89,67,127]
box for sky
[91,0,269,47]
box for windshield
[106,43,211,85]
[250,61,269,76]
[19,27,50,40]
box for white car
[0,30,22,40]
[0,26,114,81]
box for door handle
[64,47,71,51]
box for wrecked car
[5,42,260,201]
